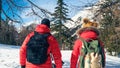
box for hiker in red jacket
[19,18,62,68]
[70,19,106,68]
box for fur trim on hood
[76,27,100,37]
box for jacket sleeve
[19,32,34,66]
[102,46,106,67]
[70,39,82,68]
[48,36,62,68]
[99,40,106,67]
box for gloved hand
[21,65,25,68]
[62,61,64,65]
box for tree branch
[31,7,43,19]
[93,0,120,19]
[9,0,30,8]
[2,9,20,23]
[27,0,53,16]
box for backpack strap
[34,31,51,38]
[78,37,88,68]
[33,31,51,46]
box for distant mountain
[64,7,94,29]
[64,0,105,29]
[63,6,98,37]
[63,0,107,37]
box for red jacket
[20,24,62,68]
[70,27,106,68]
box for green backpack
[79,38,105,68]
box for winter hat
[41,18,50,28]
[82,18,98,28]
[83,18,90,24]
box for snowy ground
[0,44,120,68]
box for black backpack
[26,31,50,64]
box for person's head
[41,18,50,28]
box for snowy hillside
[0,44,120,68]
[64,0,103,29]
[64,7,95,29]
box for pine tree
[99,0,120,56]
[51,0,73,50]
[54,0,68,22]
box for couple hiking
[19,18,106,68]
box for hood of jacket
[35,24,50,33]
[76,27,100,40]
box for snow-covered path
[0,44,120,68]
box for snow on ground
[0,44,20,68]
[0,44,120,68]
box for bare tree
[1,0,30,23]
[1,0,54,23]
[26,0,54,19]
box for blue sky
[2,0,98,24]
[21,0,98,23]
[31,0,98,16]
[2,0,28,21]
